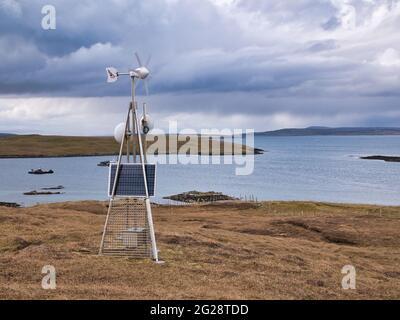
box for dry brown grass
[0,200,399,300]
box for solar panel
[108,163,156,197]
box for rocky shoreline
[0,202,20,208]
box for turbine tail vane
[106,67,119,83]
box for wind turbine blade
[144,79,149,96]
[134,80,148,96]
[135,52,143,67]
[134,79,139,91]
[145,54,152,67]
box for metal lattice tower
[99,56,160,262]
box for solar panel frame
[108,162,157,198]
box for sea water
[0,135,399,206]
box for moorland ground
[0,200,399,299]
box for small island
[164,191,238,203]
[24,190,63,196]
[41,186,65,191]
[361,155,400,163]
[28,169,54,175]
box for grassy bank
[0,135,257,158]
[0,201,399,299]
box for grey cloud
[322,16,341,30]
[0,0,399,133]
[0,0,246,95]
[306,39,338,52]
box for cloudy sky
[0,0,399,135]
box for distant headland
[257,126,400,136]
[0,134,260,158]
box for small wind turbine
[106,52,154,146]
[106,52,151,95]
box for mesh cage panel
[100,198,152,258]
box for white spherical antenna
[114,122,126,143]
[141,114,154,134]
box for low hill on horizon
[258,126,400,136]
[3,126,400,138]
